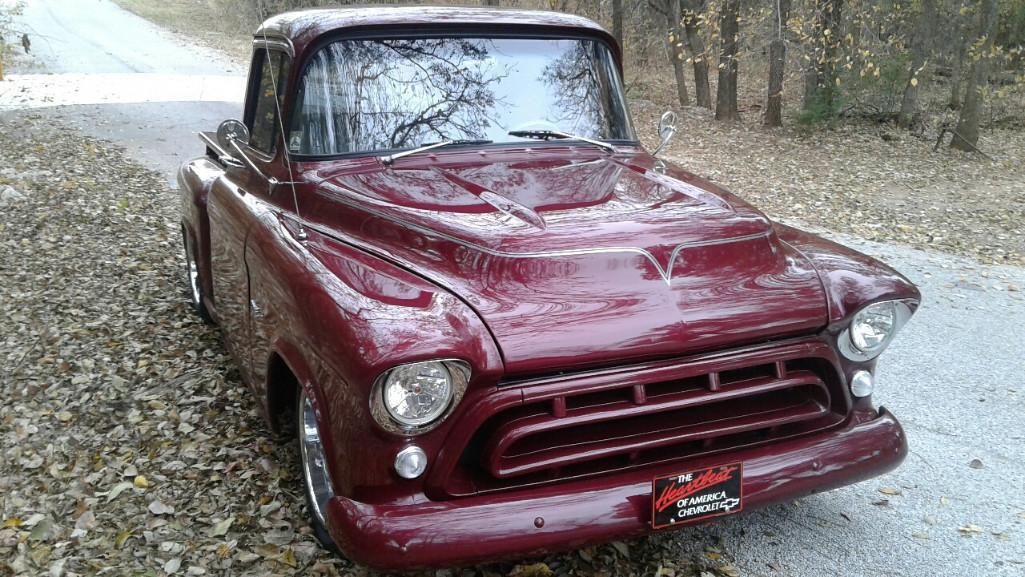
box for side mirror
[213,119,282,194]
[217,119,250,152]
[652,111,678,157]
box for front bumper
[327,407,905,570]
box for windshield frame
[286,27,639,161]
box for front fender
[178,157,225,309]
[244,213,504,499]
[774,223,921,323]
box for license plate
[651,463,743,529]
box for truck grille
[427,339,849,498]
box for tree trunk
[665,0,690,107]
[898,0,936,129]
[949,33,967,110]
[482,0,500,6]
[680,0,711,108]
[951,0,999,151]
[612,0,624,48]
[803,0,844,114]
[765,0,791,126]
[715,0,739,120]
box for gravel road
[1,0,244,184]
[2,2,1023,576]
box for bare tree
[656,0,690,107]
[803,0,844,114]
[715,0,739,120]
[951,0,999,150]
[680,0,711,108]
[612,0,624,47]
[949,34,966,109]
[765,0,791,126]
[897,0,936,129]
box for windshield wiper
[508,130,616,153]
[379,139,492,166]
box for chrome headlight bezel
[370,359,471,435]
[838,299,917,361]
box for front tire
[297,388,340,553]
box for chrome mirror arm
[228,138,281,193]
[218,155,245,169]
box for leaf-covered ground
[637,103,1025,267]
[0,116,738,577]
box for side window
[246,49,290,154]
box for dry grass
[114,0,252,61]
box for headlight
[839,299,917,361]
[384,361,452,425]
[850,301,897,354]
[371,360,470,434]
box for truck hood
[304,148,828,374]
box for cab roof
[255,6,620,63]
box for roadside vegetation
[0,0,25,80]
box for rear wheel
[182,227,213,323]
[297,388,340,553]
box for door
[207,46,291,385]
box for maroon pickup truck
[178,6,920,570]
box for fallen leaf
[276,548,297,568]
[254,544,280,558]
[509,563,555,577]
[106,481,134,503]
[210,517,234,537]
[258,500,281,516]
[939,496,950,506]
[911,532,930,540]
[133,475,149,489]
[611,540,630,558]
[115,529,133,548]
[3,517,22,528]
[28,517,55,541]
[969,458,984,469]
[878,487,901,496]
[148,500,174,515]
[720,565,740,577]
[164,558,181,574]
[958,524,984,535]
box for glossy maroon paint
[329,407,905,570]
[178,6,921,570]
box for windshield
[289,36,635,156]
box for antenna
[259,11,307,242]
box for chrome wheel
[184,236,201,307]
[182,228,212,323]
[298,389,334,527]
